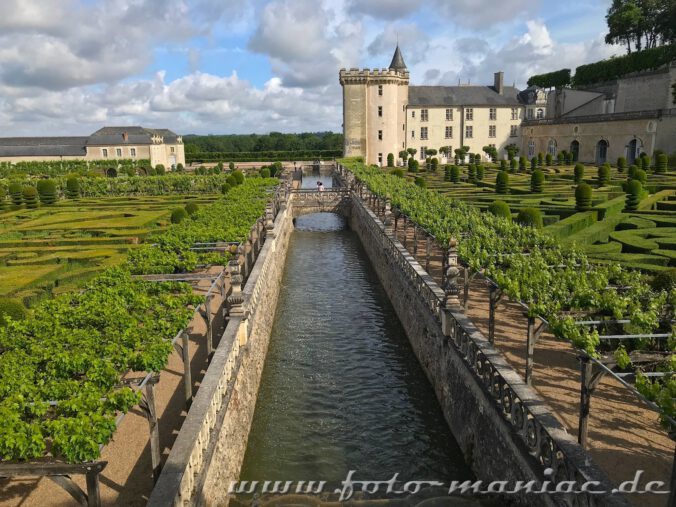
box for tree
[387,153,395,167]
[574,163,585,183]
[399,150,408,164]
[605,0,672,54]
[430,157,439,172]
[496,171,509,194]
[407,148,417,158]
[531,169,545,193]
[606,0,643,53]
[625,179,643,210]
[576,183,593,211]
[598,164,611,186]
[488,200,511,219]
[450,165,460,183]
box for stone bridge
[289,188,351,218]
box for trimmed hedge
[23,186,39,208]
[597,164,610,186]
[617,157,627,172]
[516,208,543,228]
[391,168,405,178]
[495,171,509,194]
[414,177,426,188]
[527,68,571,88]
[487,200,511,219]
[170,207,188,224]
[625,180,643,211]
[8,181,22,206]
[185,202,199,216]
[655,153,668,174]
[0,298,28,326]
[531,169,545,193]
[572,44,676,87]
[574,163,584,183]
[0,186,6,210]
[575,183,592,211]
[36,179,57,205]
[546,211,596,240]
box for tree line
[606,0,675,53]
[184,132,343,155]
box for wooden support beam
[425,236,431,272]
[413,226,418,255]
[577,359,608,449]
[141,376,162,482]
[48,476,89,506]
[525,317,547,386]
[463,267,470,311]
[488,285,502,345]
[205,296,213,356]
[176,331,192,407]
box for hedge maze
[408,161,676,273]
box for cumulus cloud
[248,0,362,87]
[367,23,430,66]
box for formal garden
[389,148,676,274]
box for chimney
[122,132,129,142]
[494,71,504,95]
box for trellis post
[425,235,431,272]
[413,225,418,254]
[403,217,408,248]
[525,317,547,386]
[488,285,502,345]
[180,330,192,405]
[205,294,213,355]
[463,266,470,311]
[578,356,593,448]
[443,238,461,308]
[140,374,162,482]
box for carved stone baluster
[443,238,461,308]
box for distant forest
[184,132,343,154]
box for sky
[0,0,623,137]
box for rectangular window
[402,124,405,131]
[465,108,473,121]
[102,148,108,158]
[511,108,519,120]
[489,125,496,138]
[130,148,136,157]
[411,110,415,118]
[465,126,473,138]
[510,125,518,137]
[378,106,383,117]
[411,130,415,139]
[378,153,383,165]
[446,108,453,121]
[489,108,497,120]
[420,127,428,140]
[445,126,453,139]
[378,85,383,96]
[421,109,428,122]
[116,148,122,157]
[420,147,427,160]
[527,109,534,119]
[170,147,175,153]
[378,130,383,140]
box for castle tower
[339,46,409,165]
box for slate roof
[409,85,523,107]
[389,45,407,71]
[0,137,87,157]
[86,126,181,146]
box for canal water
[238,210,473,497]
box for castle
[339,46,676,166]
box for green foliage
[391,168,404,178]
[414,176,426,188]
[625,179,643,210]
[36,179,57,205]
[450,165,460,183]
[487,200,511,220]
[574,163,585,183]
[545,153,553,166]
[221,182,232,194]
[184,202,199,216]
[0,186,6,210]
[617,156,627,172]
[530,157,537,171]
[510,158,517,172]
[387,153,395,167]
[500,159,507,171]
[430,157,439,172]
[527,68,571,88]
[232,170,245,185]
[565,151,574,165]
[572,45,676,87]
[531,169,545,193]
[259,167,271,178]
[476,165,484,181]
[0,298,27,326]
[228,162,235,171]
[269,161,283,177]
[467,165,476,183]
[8,181,22,206]
[66,177,80,199]
[408,158,419,173]
[650,268,676,292]
[0,159,149,179]
[575,183,593,211]
[519,156,527,172]
[597,164,611,186]
[495,171,509,194]
[538,152,544,166]
[640,154,651,172]
[516,207,543,228]
[23,186,39,209]
[170,207,188,224]
[633,168,648,184]
[175,163,184,172]
[628,164,638,178]
[655,153,668,173]
[505,144,519,160]
[399,150,408,163]
[226,175,238,187]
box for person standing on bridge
[318,182,325,192]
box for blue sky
[0,0,621,136]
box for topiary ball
[414,176,426,188]
[516,207,543,228]
[66,177,80,199]
[232,170,245,184]
[597,164,610,186]
[625,179,642,211]
[260,167,271,178]
[8,182,22,206]
[36,179,57,205]
[171,207,188,224]
[0,298,27,326]
[655,153,667,174]
[574,163,584,183]
[221,182,232,194]
[185,202,199,216]
[450,165,460,183]
[487,200,511,220]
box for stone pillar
[444,238,461,309]
[383,199,392,230]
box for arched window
[528,140,535,158]
[536,108,544,119]
[570,140,580,162]
[547,139,557,156]
[596,140,609,165]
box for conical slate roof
[389,45,407,71]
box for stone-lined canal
[239,211,472,493]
